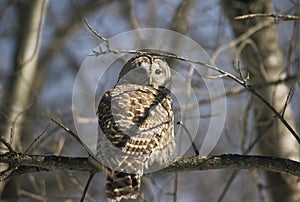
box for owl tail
[106,171,141,201]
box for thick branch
[161,154,300,176]
[0,152,299,180]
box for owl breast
[97,84,174,166]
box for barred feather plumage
[96,55,175,201]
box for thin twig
[211,19,274,61]
[237,61,247,82]
[50,118,113,178]
[0,136,16,152]
[204,74,229,79]
[50,117,93,156]
[24,124,51,154]
[0,168,15,181]
[177,121,199,156]
[83,18,111,55]
[89,46,300,144]
[250,170,268,202]
[84,23,300,144]
[217,171,239,202]
[241,97,252,153]
[246,86,300,144]
[83,19,108,42]
[235,13,300,21]
[281,87,293,117]
[173,172,178,202]
[19,188,48,201]
[216,119,276,200]
[81,173,95,202]
[67,172,94,202]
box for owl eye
[155,69,162,75]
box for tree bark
[221,0,300,201]
[0,0,47,197]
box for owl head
[117,55,171,89]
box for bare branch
[50,118,114,180]
[87,44,300,144]
[217,171,239,202]
[81,173,95,202]
[50,118,94,157]
[0,152,299,179]
[176,121,199,156]
[0,136,16,152]
[235,13,300,21]
[211,19,275,61]
[83,18,108,42]
[281,87,293,117]
[23,123,50,154]
[161,155,300,176]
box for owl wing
[97,84,174,172]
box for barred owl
[97,54,175,201]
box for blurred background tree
[0,0,299,201]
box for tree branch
[84,20,300,144]
[1,152,299,180]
